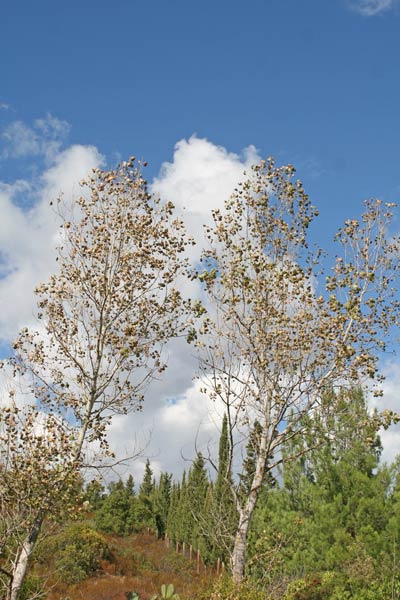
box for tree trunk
[231,508,251,582]
[8,515,43,600]
[231,423,270,582]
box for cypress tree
[126,474,135,497]
[137,459,155,531]
[209,414,238,564]
[154,472,172,538]
[186,453,209,550]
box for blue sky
[2,0,400,224]
[1,0,400,477]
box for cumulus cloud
[0,143,104,340]
[104,137,263,480]
[0,133,259,481]
[2,130,400,484]
[349,0,395,16]
[152,136,259,263]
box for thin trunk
[231,421,269,582]
[231,507,251,582]
[8,515,43,600]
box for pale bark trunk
[231,421,270,582]
[8,515,43,600]
[231,508,251,582]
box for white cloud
[152,136,259,263]
[101,137,263,480]
[2,131,400,484]
[0,144,104,340]
[349,0,395,16]
[369,360,400,464]
[1,114,70,161]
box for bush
[20,574,46,600]
[201,574,265,600]
[282,571,400,600]
[51,523,111,583]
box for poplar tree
[196,158,400,581]
[1,157,190,600]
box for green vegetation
[37,523,111,584]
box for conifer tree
[137,460,155,530]
[154,472,172,538]
[208,414,237,563]
[126,474,135,497]
[166,481,181,543]
[95,480,136,536]
[84,479,106,511]
[176,473,188,544]
[248,388,391,592]
[186,453,209,551]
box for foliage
[19,574,46,600]
[195,158,400,580]
[1,156,191,599]
[42,523,111,584]
[202,574,265,600]
[150,583,180,599]
[95,479,136,536]
[137,460,156,531]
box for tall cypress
[209,414,237,564]
[137,459,155,530]
[154,472,172,538]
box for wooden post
[196,549,200,574]
[222,561,225,572]
[176,541,179,554]
[217,558,220,575]
[182,541,186,557]
[189,544,193,561]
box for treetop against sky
[1,0,400,479]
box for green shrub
[20,574,46,600]
[51,523,111,583]
[201,574,265,600]
[283,572,350,600]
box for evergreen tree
[154,472,172,538]
[208,414,238,564]
[215,414,231,500]
[186,453,209,552]
[126,474,135,497]
[248,388,392,593]
[137,460,155,530]
[239,420,275,502]
[84,479,105,511]
[95,480,136,536]
[166,481,181,543]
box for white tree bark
[9,516,42,600]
